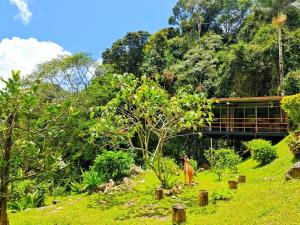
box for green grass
[10,137,300,225]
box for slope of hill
[10,137,300,225]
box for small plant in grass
[83,170,104,191]
[246,139,277,165]
[92,151,134,181]
[211,189,232,203]
[204,148,241,180]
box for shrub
[283,70,300,95]
[9,180,46,212]
[246,139,277,165]
[211,189,232,203]
[281,93,300,129]
[92,151,134,181]
[153,157,180,189]
[204,148,241,180]
[288,131,300,158]
[83,170,104,191]
[71,182,86,195]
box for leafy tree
[204,148,241,180]
[172,32,224,96]
[142,28,180,76]
[30,53,97,94]
[217,24,279,97]
[90,74,213,186]
[255,0,300,95]
[102,31,150,76]
[0,71,61,224]
[213,0,252,42]
[283,70,300,95]
[169,0,221,40]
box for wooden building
[203,96,289,138]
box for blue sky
[0,0,177,78]
[0,0,177,57]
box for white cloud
[9,0,32,25]
[0,37,71,80]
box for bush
[283,70,300,95]
[83,170,104,191]
[288,131,300,158]
[93,151,134,181]
[282,93,300,129]
[246,139,277,165]
[204,148,241,180]
[153,157,180,189]
[211,189,232,203]
[9,180,46,212]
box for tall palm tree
[255,0,300,96]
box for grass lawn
[10,137,300,225]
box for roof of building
[214,96,282,103]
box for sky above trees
[0,0,176,79]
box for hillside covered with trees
[1,0,300,224]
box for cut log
[172,204,186,225]
[238,175,246,183]
[198,190,209,207]
[155,188,164,200]
[228,180,238,189]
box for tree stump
[172,204,186,225]
[155,188,164,200]
[238,175,246,183]
[198,190,209,207]
[228,180,238,189]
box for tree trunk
[0,114,14,225]
[238,175,246,183]
[172,204,186,225]
[278,25,285,96]
[228,180,238,189]
[155,188,164,200]
[198,190,209,207]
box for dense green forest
[1,0,300,224]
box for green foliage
[204,148,241,180]
[9,180,46,212]
[287,131,300,157]
[83,170,104,191]
[246,139,277,165]
[92,151,134,181]
[91,74,213,186]
[283,70,300,95]
[282,93,300,129]
[153,157,179,189]
[211,189,233,202]
[189,158,198,173]
[102,31,150,76]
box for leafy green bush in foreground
[92,151,134,181]
[246,139,277,165]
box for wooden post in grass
[238,175,246,183]
[228,181,238,189]
[155,188,164,200]
[198,190,208,206]
[172,204,186,225]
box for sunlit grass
[10,137,300,225]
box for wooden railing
[204,117,289,133]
